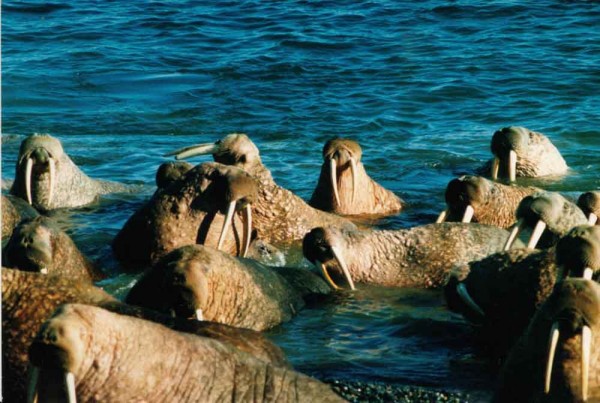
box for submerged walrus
[578,191,600,226]
[27,304,344,403]
[494,279,600,403]
[113,162,258,267]
[484,126,568,182]
[9,134,128,210]
[302,222,522,290]
[126,244,331,331]
[309,138,403,216]
[1,194,39,240]
[3,216,105,282]
[436,175,540,228]
[165,133,356,245]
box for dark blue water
[3,1,600,400]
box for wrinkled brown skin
[112,161,258,267]
[9,134,128,211]
[1,194,39,240]
[480,126,568,179]
[578,191,600,223]
[495,279,600,403]
[442,175,540,228]
[309,138,403,217]
[126,245,331,331]
[29,304,344,403]
[303,223,523,288]
[3,216,104,282]
[2,269,290,402]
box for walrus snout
[491,126,529,157]
[578,191,600,226]
[4,217,53,274]
[556,225,600,280]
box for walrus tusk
[491,157,500,180]
[584,267,594,280]
[25,157,34,205]
[508,150,517,182]
[217,201,236,251]
[504,218,524,251]
[588,213,598,226]
[26,366,39,403]
[350,157,358,205]
[65,371,77,403]
[48,157,55,207]
[456,283,485,318]
[330,158,341,207]
[196,308,204,321]
[316,260,340,290]
[461,205,475,223]
[164,142,220,160]
[241,204,252,258]
[40,268,48,275]
[436,209,448,224]
[331,246,356,290]
[544,322,560,394]
[582,325,591,402]
[527,220,547,249]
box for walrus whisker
[456,283,484,318]
[26,366,39,403]
[65,371,77,403]
[330,158,340,207]
[217,201,236,251]
[527,220,547,249]
[508,149,517,182]
[588,213,598,226]
[164,142,220,160]
[25,157,34,205]
[545,322,560,394]
[331,246,355,290]
[316,260,340,290]
[582,325,591,402]
[491,157,500,180]
[504,218,524,250]
[48,157,56,207]
[241,204,252,258]
[436,209,448,223]
[461,205,475,223]
[350,157,358,205]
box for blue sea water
[2,0,600,400]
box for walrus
[578,191,600,226]
[436,175,540,228]
[3,216,105,281]
[1,194,39,240]
[155,160,194,188]
[164,133,357,245]
[27,304,344,403]
[309,137,403,216]
[126,244,331,331]
[483,126,568,182]
[494,279,600,403]
[9,134,129,210]
[302,222,523,290]
[113,162,258,267]
[2,268,290,401]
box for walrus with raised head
[9,134,128,210]
[27,304,344,402]
[1,194,39,240]
[126,244,331,331]
[578,191,600,226]
[309,137,403,216]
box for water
[2,0,600,400]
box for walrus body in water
[9,134,128,210]
[1,194,39,240]
[27,304,344,402]
[309,138,403,217]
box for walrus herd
[2,127,598,402]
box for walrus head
[3,216,54,274]
[556,225,600,280]
[490,126,529,182]
[578,191,600,226]
[436,175,491,224]
[321,138,362,207]
[302,227,355,290]
[155,161,193,188]
[14,134,64,208]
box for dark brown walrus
[494,279,600,403]
[27,304,344,402]
[2,268,289,402]
[164,133,357,246]
[309,137,403,217]
[578,191,600,226]
[126,244,331,331]
[1,194,39,240]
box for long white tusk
[163,142,220,160]
[26,366,39,403]
[584,267,593,280]
[508,150,517,182]
[48,157,55,207]
[217,201,236,251]
[527,220,547,249]
[40,268,48,275]
[331,246,355,290]
[330,158,341,207]
[349,157,358,205]
[491,157,500,180]
[25,157,34,205]
[316,260,340,290]
[456,283,485,318]
[504,218,524,251]
[461,205,475,223]
[65,371,77,403]
[582,325,591,402]
[588,213,598,226]
[196,308,204,321]
[545,322,560,394]
[436,209,448,224]
[241,204,252,258]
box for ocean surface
[2,0,600,401]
